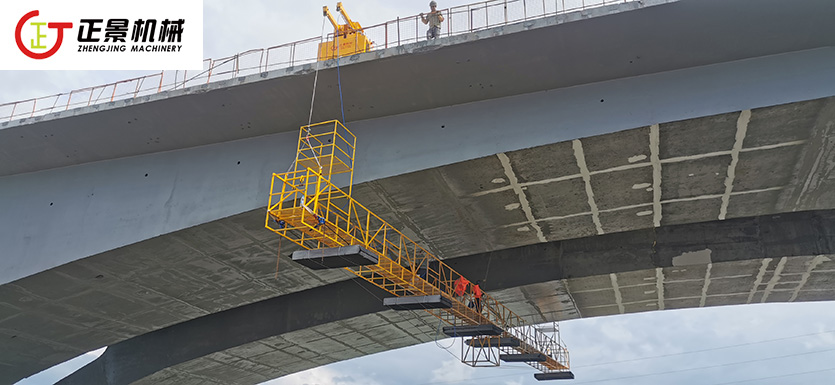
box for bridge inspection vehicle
[265,120,574,381]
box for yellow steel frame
[265,120,569,373]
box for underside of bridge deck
[2,0,835,383]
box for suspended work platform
[265,120,573,380]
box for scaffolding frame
[266,120,570,374]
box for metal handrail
[1,0,633,123]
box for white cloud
[503,376,525,385]
[15,347,105,385]
[269,366,383,385]
[430,357,475,383]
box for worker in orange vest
[472,280,483,313]
[453,275,470,302]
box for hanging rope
[285,16,329,175]
[274,237,282,279]
[483,250,492,283]
[336,14,347,124]
[307,16,327,129]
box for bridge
[1,0,835,383]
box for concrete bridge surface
[1,0,834,383]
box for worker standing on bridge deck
[420,1,444,40]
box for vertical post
[504,0,508,24]
[111,83,118,101]
[415,15,418,43]
[469,7,473,31]
[385,23,388,49]
[397,17,400,46]
[158,71,164,92]
[48,94,59,113]
[382,227,388,260]
[206,61,213,84]
[524,0,527,19]
[270,174,278,212]
[447,8,451,37]
[87,89,94,106]
[290,43,296,67]
[134,78,143,98]
[31,99,37,117]
[9,103,16,121]
[365,211,371,245]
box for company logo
[15,10,73,59]
[2,1,202,70]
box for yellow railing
[265,121,569,372]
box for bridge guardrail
[0,0,632,123]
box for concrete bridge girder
[3,0,835,287]
[2,95,835,383]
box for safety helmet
[430,1,437,7]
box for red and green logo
[15,10,73,59]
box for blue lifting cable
[336,55,346,124]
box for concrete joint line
[498,186,785,229]
[610,273,625,314]
[472,136,801,199]
[719,110,751,220]
[747,258,771,304]
[656,267,665,310]
[572,140,604,235]
[761,257,787,303]
[499,211,591,229]
[658,139,805,165]
[789,255,831,302]
[589,162,651,176]
[650,124,662,227]
[739,139,807,153]
[733,186,785,195]
[661,149,733,164]
[699,263,712,307]
[497,153,546,243]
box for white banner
[0,0,203,70]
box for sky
[7,1,835,384]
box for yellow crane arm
[336,2,363,31]
[322,6,340,31]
